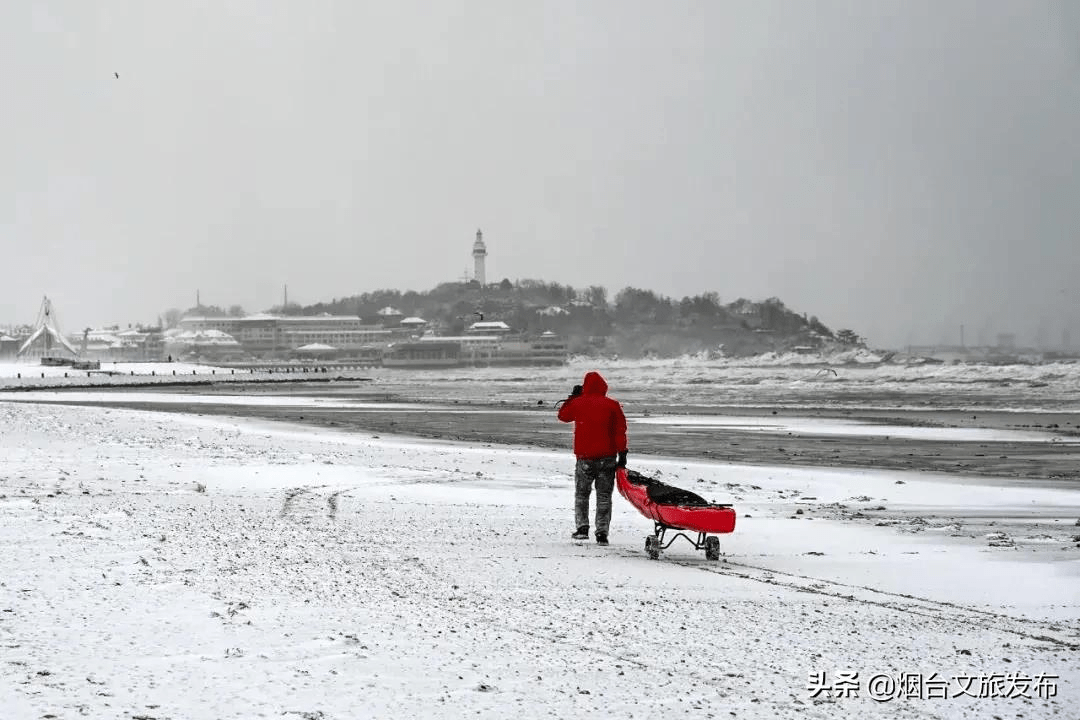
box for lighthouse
[472,228,487,286]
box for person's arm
[613,400,628,466]
[557,385,582,423]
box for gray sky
[3,1,1078,348]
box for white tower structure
[472,228,487,286]
[17,296,78,359]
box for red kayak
[617,467,736,560]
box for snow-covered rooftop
[165,329,240,345]
[418,335,501,343]
[468,321,511,332]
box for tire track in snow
[370,551,942,719]
[636,553,1080,650]
[377,584,812,717]
[278,487,310,518]
[279,486,345,521]
[326,491,344,520]
[370,551,710,677]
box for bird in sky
[114,72,119,79]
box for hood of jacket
[582,371,608,396]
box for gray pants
[575,456,616,534]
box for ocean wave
[405,356,1080,413]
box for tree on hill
[757,297,812,334]
[267,302,306,316]
[584,285,607,308]
[807,315,834,337]
[678,292,730,326]
[186,304,228,317]
[614,287,676,324]
[162,308,183,329]
[836,329,863,346]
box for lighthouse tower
[472,228,487,286]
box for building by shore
[175,314,400,360]
[176,313,567,367]
[384,332,567,368]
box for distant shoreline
[9,389,1080,489]
[0,375,367,392]
[0,363,372,392]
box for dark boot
[571,526,589,540]
[595,532,609,546]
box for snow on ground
[0,362,346,392]
[0,390,462,412]
[7,391,1075,443]
[1,401,1077,719]
[0,361,231,379]
[632,415,1080,444]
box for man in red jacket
[557,371,628,545]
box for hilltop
[189,280,863,359]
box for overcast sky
[3,1,1078,348]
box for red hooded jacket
[557,371,628,460]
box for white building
[399,317,428,330]
[420,335,502,349]
[177,314,392,355]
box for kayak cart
[616,467,736,561]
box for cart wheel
[704,536,720,561]
[645,535,660,560]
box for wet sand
[27,392,1080,488]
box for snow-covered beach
[2,377,1078,719]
